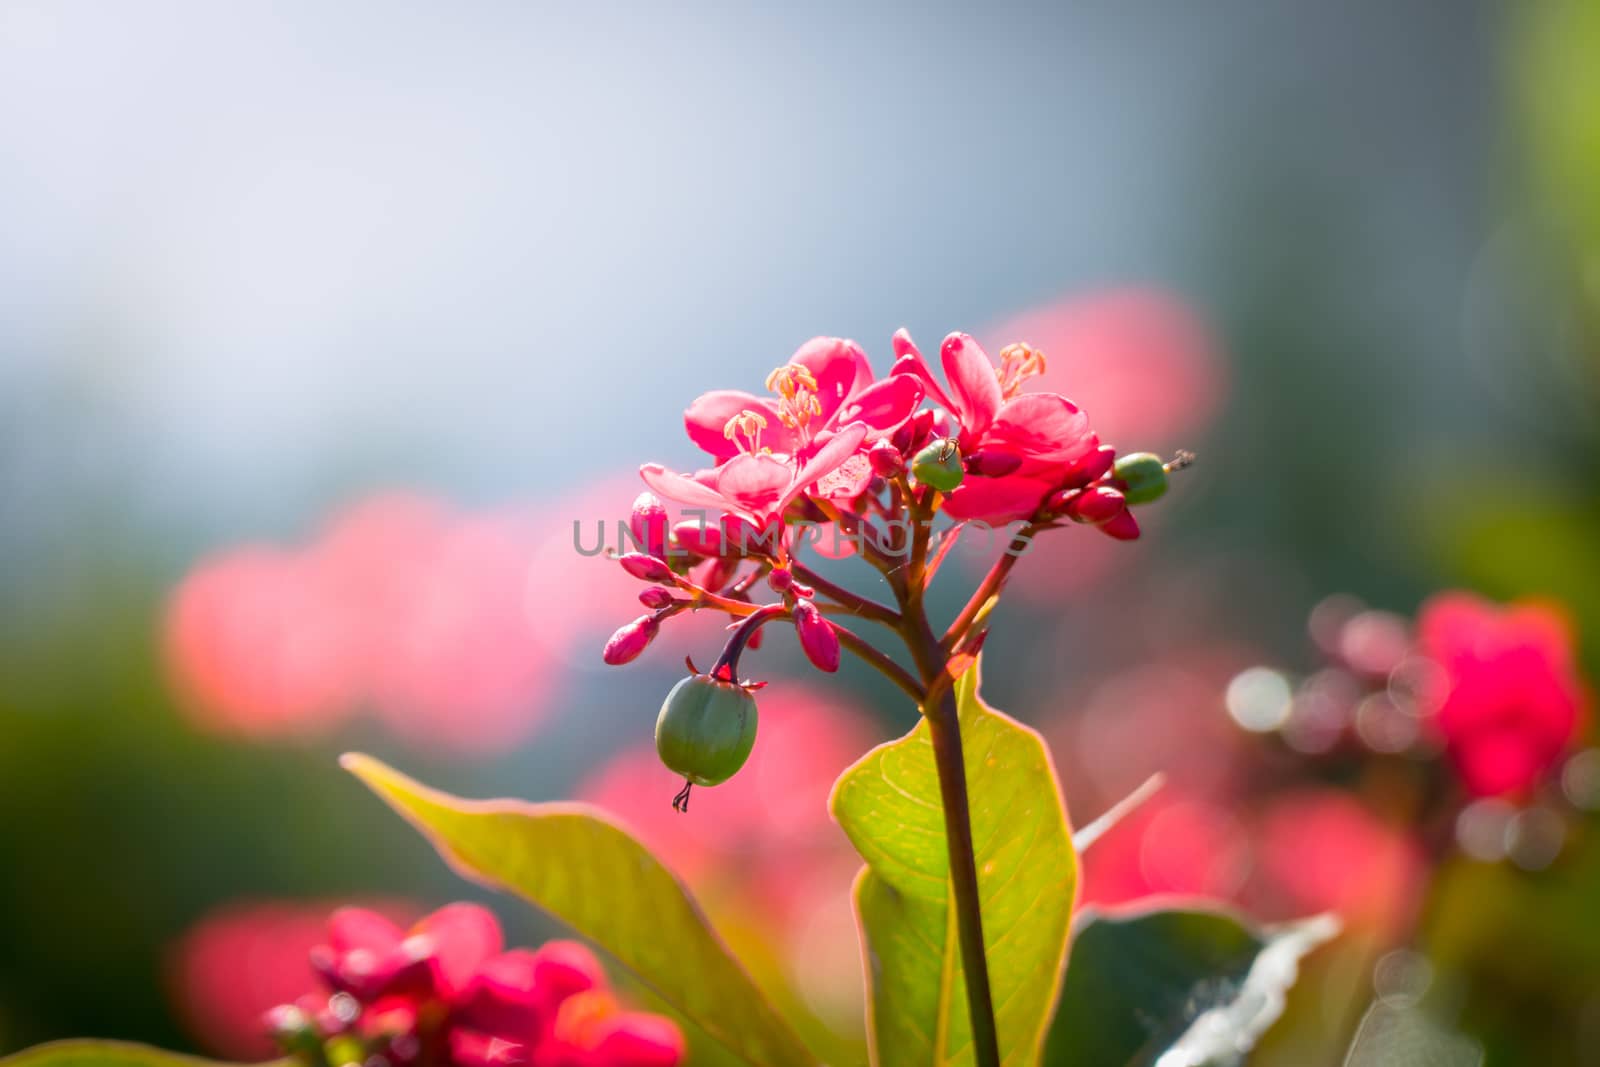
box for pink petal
[683,391,792,461]
[832,374,923,435]
[941,476,1055,523]
[585,1012,687,1066]
[413,902,504,999]
[455,949,543,1033]
[639,464,739,515]
[890,328,955,412]
[985,393,1096,469]
[940,333,1003,437]
[778,422,869,514]
[713,453,796,519]
[529,940,606,1009]
[327,907,405,955]
[792,336,874,422]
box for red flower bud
[768,567,794,593]
[868,439,906,477]
[672,520,723,558]
[1065,485,1126,526]
[1044,487,1082,514]
[619,553,674,583]
[638,587,677,609]
[1099,508,1141,540]
[629,492,669,559]
[604,615,660,664]
[965,449,1022,478]
[793,600,840,673]
[892,408,937,453]
[1059,445,1117,491]
[720,514,781,557]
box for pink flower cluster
[639,330,1138,532]
[265,903,683,1067]
[1250,592,1590,799]
[605,330,1177,674]
[1418,593,1590,797]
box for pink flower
[891,330,1105,522]
[170,899,416,1060]
[263,903,684,1067]
[1418,593,1589,797]
[164,546,363,739]
[1252,790,1423,934]
[1078,791,1251,908]
[642,337,925,533]
[682,337,921,463]
[640,422,870,528]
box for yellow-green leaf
[0,1042,273,1067]
[341,754,817,1067]
[830,658,1077,1066]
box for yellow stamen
[764,363,823,431]
[996,342,1048,399]
[723,409,769,453]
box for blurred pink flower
[247,902,683,1067]
[1078,791,1251,908]
[169,898,415,1060]
[1418,593,1590,797]
[1251,790,1424,933]
[165,490,567,753]
[971,289,1223,595]
[165,546,363,739]
[983,288,1224,448]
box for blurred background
[3,0,1599,1063]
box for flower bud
[672,519,723,558]
[965,449,1022,478]
[867,439,906,477]
[638,587,676,609]
[618,552,674,583]
[768,566,794,593]
[892,408,937,453]
[655,674,759,786]
[721,514,781,557]
[911,438,965,492]
[1044,487,1082,514]
[1064,485,1126,526]
[603,615,660,665]
[1113,452,1169,505]
[629,492,669,559]
[1057,445,1117,491]
[793,600,840,673]
[1099,508,1141,541]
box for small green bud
[1113,452,1168,505]
[911,438,965,492]
[655,674,759,786]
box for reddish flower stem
[941,522,1040,652]
[787,560,901,626]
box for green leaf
[341,754,817,1067]
[1043,907,1339,1066]
[0,1041,272,1067]
[830,658,1077,1066]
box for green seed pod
[911,438,965,492]
[1113,451,1168,505]
[655,674,759,786]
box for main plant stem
[921,660,1000,1066]
[890,485,1002,1067]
